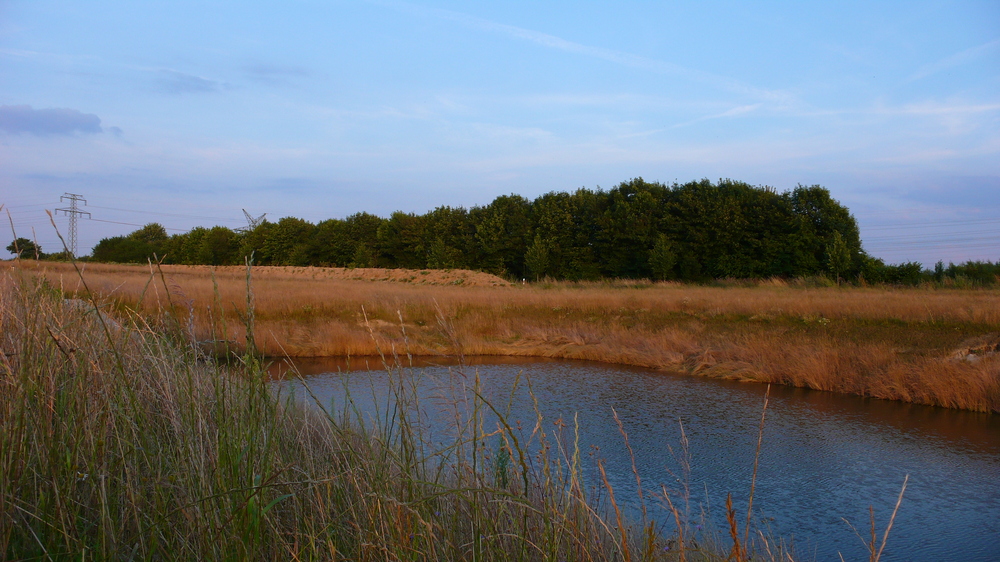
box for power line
[864,230,1000,242]
[1,202,55,210]
[860,218,1000,230]
[869,240,999,249]
[872,243,999,252]
[874,247,999,254]
[86,217,188,232]
[85,204,242,223]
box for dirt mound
[310,266,514,287]
[156,264,515,287]
[952,333,1000,362]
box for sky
[1,0,998,266]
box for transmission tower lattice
[55,193,91,258]
[236,209,267,233]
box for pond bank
[12,260,1000,413]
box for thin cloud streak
[892,102,1000,116]
[0,48,40,58]
[673,103,762,128]
[155,70,223,94]
[243,62,311,85]
[379,1,797,105]
[909,38,1000,81]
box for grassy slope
[0,269,674,560]
[0,264,914,560]
[9,260,1000,412]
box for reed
[2,262,919,560]
[2,266,652,559]
[8,260,1000,412]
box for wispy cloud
[673,103,762,128]
[909,38,1000,81]
[865,100,1000,135]
[892,101,1000,116]
[509,93,726,114]
[378,1,795,105]
[156,70,223,94]
[243,62,310,85]
[0,104,103,135]
[0,47,40,58]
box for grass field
[8,259,1000,413]
[3,264,837,561]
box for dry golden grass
[9,260,1000,412]
[3,268,690,561]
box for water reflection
[270,357,1000,562]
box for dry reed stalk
[3,266,656,560]
[726,493,744,562]
[745,385,770,552]
[840,475,909,562]
[612,407,646,523]
[660,485,686,562]
[596,460,630,562]
[873,475,908,562]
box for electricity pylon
[237,209,267,233]
[55,193,91,258]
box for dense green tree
[239,220,274,263]
[308,213,383,266]
[662,179,796,279]
[524,234,550,281]
[89,222,171,263]
[350,242,376,268]
[196,226,241,265]
[6,238,40,259]
[91,236,154,263]
[933,260,945,283]
[427,237,461,269]
[179,228,207,263]
[129,223,169,246]
[44,250,73,261]
[784,185,861,277]
[595,179,664,278]
[825,231,851,283]
[473,194,532,278]
[310,219,347,266]
[663,180,713,280]
[377,212,427,269]
[648,234,677,281]
[858,254,932,286]
[943,260,1000,285]
[345,213,385,265]
[884,262,923,285]
[258,217,314,266]
[859,254,888,284]
[531,189,601,280]
[424,206,472,269]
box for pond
[270,356,1000,561]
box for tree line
[5,238,71,261]
[79,178,993,285]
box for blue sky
[1,1,998,265]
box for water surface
[271,357,1000,561]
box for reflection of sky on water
[272,358,1000,562]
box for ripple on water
[272,357,1000,562]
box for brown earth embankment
[8,260,1000,412]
